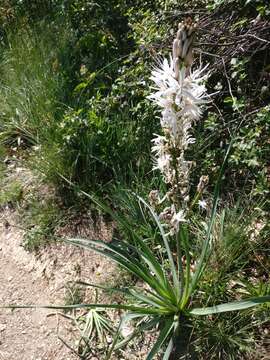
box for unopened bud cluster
[173,18,197,78]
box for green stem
[170,146,186,303]
[176,230,185,306]
[180,226,191,309]
[170,146,184,211]
[187,190,202,215]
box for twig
[240,33,270,44]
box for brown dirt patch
[0,206,116,360]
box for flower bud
[148,190,160,206]
[174,58,180,81]
[197,175,209,193]
[173,39,181,63]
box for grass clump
[0,152,23,208]
[0,25,65,148]
[21,197,63,252]
[64,283,84,311]
[0,180,23,208]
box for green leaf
[162,337,174,360]
[146,316,174,360]
[58,182,176,301]
[73,81,88,93]
[75,280,130,295]
[109,235,176,301]
[66,238,175,303]
[224,96,233,104]
[137,196,179,300]
[190,295,270,316]
[3,302,166,315]
[129,289,177,312]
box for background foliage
[1,0,269,203]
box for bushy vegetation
[1,0,269,201]
[0,0,269,359]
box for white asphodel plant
[4,18,270,360]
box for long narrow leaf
[146,316,174,360]
[137,196,179,299]
[3,302,169,315]
[180,225,191,308]
[190,295,270,316]
[59,179,177,301]
[75,281,130,295]
[114,237,177,301]
[129,289,177,312]
[162,337,174,360]
[66,238,159,291]
[123,230,174,297]
[66,238,174,302]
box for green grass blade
[142,288,179,311]
[59,182,177,300]
[179,225,191,308]
[117,237,177,301]
[75,281,130,295]
[66,238,157,288]
[125,231,173,294]
[77,280,176,311]
[189,295,270,316]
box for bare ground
[0,162,156,360]
[0,204,117,360]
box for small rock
[8,276,13,282]
[0,324,6,332]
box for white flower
[198,199,207,209]
[154,153,171,173]
[151,134,167,156]
[171,209,186,232]
[148,57,209,123]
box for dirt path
[0,209,76,360]
[0,208,115,360]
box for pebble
[0,324,6,332]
